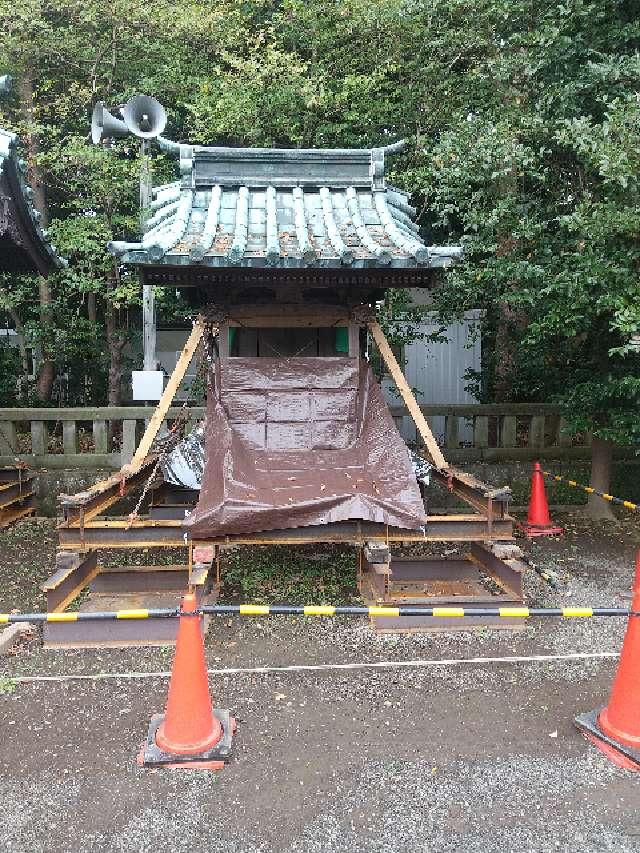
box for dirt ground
[1,514,639,852]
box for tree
[0,0,637,508]
[404,0,640,517]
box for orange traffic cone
[519,460,563,537]
[575,551,640,770]
[138,592,235,769]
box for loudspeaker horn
[122,95,167,139]
[91,101,130,144]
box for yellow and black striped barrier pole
[542,470,638,513]
[0,604,637,622]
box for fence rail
[388,404,636,462]
[0,404,635,469]
[0,406,205,469]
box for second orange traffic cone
[138,592,236,770]
[575,551,640,771]
[519,461,563,537]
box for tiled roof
[0,128,64,274]
[109,142,461,270]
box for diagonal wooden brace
[127,320,205,473]
[368,320,448,470]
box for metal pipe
[1,606,635,622]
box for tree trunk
[16,72,48,225]
[87,292,97,324]
[105,302,125,407]
[18,72,56,402]
[586,437,616,521]
[492,303,517,402]
[35,276,55,402]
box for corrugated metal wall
[382,310,482,445]
[157,311,482,422]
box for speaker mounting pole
[90,93,168,373]
[139,138,156,372]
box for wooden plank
[0,488,34,510]
[93,420,108,454]
[0,503,35,529]
[128,321,205,471]
[368,321,447,469]
[31,420,46,456]
[228,308,350,327]
[62,420,77,455]
[387,403,560,417]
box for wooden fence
[0,404,635,469]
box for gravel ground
[0,513,639,851]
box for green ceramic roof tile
[0,127,64,274]
[109,142,462,270]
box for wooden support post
[127,321,205,472]
[368,321,447,470]
[348,324,360,358]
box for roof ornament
[369,140,407,191]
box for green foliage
[221,545,359,604]
[0,343,21,406]
[0,677,17,695]
[404,1,640,443]
[0,0,637,442]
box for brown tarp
[185,357,425,538]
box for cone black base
[138,709,236,769]
[575,709,640,770]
